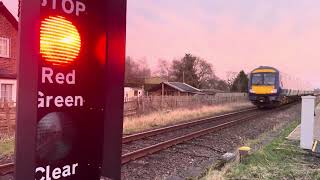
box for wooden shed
[148,82,203,96]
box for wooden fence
[124,93,248,116]
[0,93,249,133]
[0,102,16,134]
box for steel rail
[121,112,262,164]
[122,108,257,143]
[0,108,257,176]
[121,103,295,164]
[0,105,292,175]
[0,163,14,176]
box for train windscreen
[264,73,276,85]
[251,73,276,85]
[252,73,263,85]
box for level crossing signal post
[15,0,127,179]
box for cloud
[127,0,320,87]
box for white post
[300,96,316,149]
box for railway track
[0,105,292,176]
[122,103,297,163]
[0,163,14,176]
[122,108,257,143]
[121,109,264,163]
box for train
[248,66,314,108]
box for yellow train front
[248,66,313,108]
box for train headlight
[271,89,278,93]
[249,89,255,93]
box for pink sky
[127,0,320,88]
[2,0,18,19]
[2,0,320,87]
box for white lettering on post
[41,0,48,6]
[35,167,46,180]
[54,96,64,107]
[62,0,75,14]
[52,0,57,10]
[65,96,73,107]
[72,164,78,175]
[41,0,86,16]
[46,165,51,180]
[55,73,65,84]
[42,67,54,84]
[38,92,84,108]
[38,91,45,108]
[39,67,84,108]
[66,70,76,84]
[41,67,75,85]
[75,1,86,16]
[35,163,79,180]
[62,165,71,177]
[52,167,61,179]
[74,96,84,107]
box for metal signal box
[15,1,127,179]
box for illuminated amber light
[40,16,81,65]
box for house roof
[201,89,225,94]
[144,77,165,85]
[124,87,143,90]
[163,82,202,94]
[0,1,18,30]
[0,73,16,79]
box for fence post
[4,101,10,133]
[175,96,177,108]
[161,83,164,109]
[142,97,145,113]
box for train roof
[251,66,279,73]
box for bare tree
[226,71,237,91]
[215,80,229,91]
[170,54,218,89]
[195,58,218,88]
[155,59,171,81]
[170,54,198,87]
[125,56,151,84]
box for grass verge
[214,120,320,180]
[0,134,14,158]
[123,102,254,134]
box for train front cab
[248,68,281,108]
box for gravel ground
[0,156,13,165]
[0,104,301,180]
[121,103,301,180]
[122,111,261,155]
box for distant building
[124,87,144,102]
[0,2,18,103]
[125,76,165,91]
[201,89,225,95]
[148,82,203,96]
[143,77,165,91]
